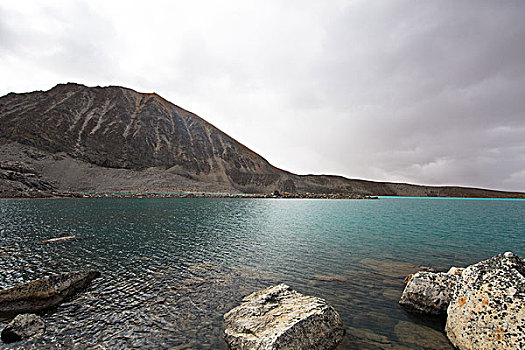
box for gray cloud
[0,1,121,89]
[1,0,524,191]
[299,1,525,190]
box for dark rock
[0,270,100,317]
[278,179,296,193]
[0,168,54,192]
[0,161,35,174]
[1,313,45,343]
[223,283,345,350]
[399,272,459,315]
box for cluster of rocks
[0,160,57,198]
[269,190,378,199]
[0,271,100,344]
[399,252,524,349]
[3,251,521,349]
[3,190,380,199]
[0,265,346,348]
[56,191,378,200]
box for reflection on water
[0,198,524,349]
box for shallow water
[0,197,524,349]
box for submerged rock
[313,274,349,282]
[445,253,525,350]
[394,320,453,349]
[223,284,345,350]
[1,313,45,343]
[399,272,459,315]
[0,270,100,317]
[359,258,436,279]
[346,326,393,349]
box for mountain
[0,83,523,198]
[0,83,290,194]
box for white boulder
[224,284,345,350]
[445,253,525,350]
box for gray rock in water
[399,271,459,315]
[445,253,525,350]
[0,270,100,317]
[223,284,345,350]
[1,313,45,343]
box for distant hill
[1,83,523,198]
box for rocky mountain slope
[1,83,523,198]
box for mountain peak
[0,83,285,190]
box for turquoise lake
[1,197,524,349]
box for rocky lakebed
[1,240,523,350]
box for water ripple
[0,197,523,348]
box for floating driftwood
[38,232,83,244]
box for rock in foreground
[1,313,45,343]
[445,252,525,350]
[399,252,525,350]
[399,272,459,315]
[223,284,345,350]
[0,270,100,317]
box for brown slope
[0,83,292,192]
[0,83,523,198]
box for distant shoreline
[379,196,525,201]
[3,190,525,200]
[0,190,378,200]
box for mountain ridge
[1,83,523,198]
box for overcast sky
[1,1,524,191]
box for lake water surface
[1,197,524,349]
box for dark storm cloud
[298,0,525,191]
[0,1,524,191]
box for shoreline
[0,190,379,200]
[3,189,525,200]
